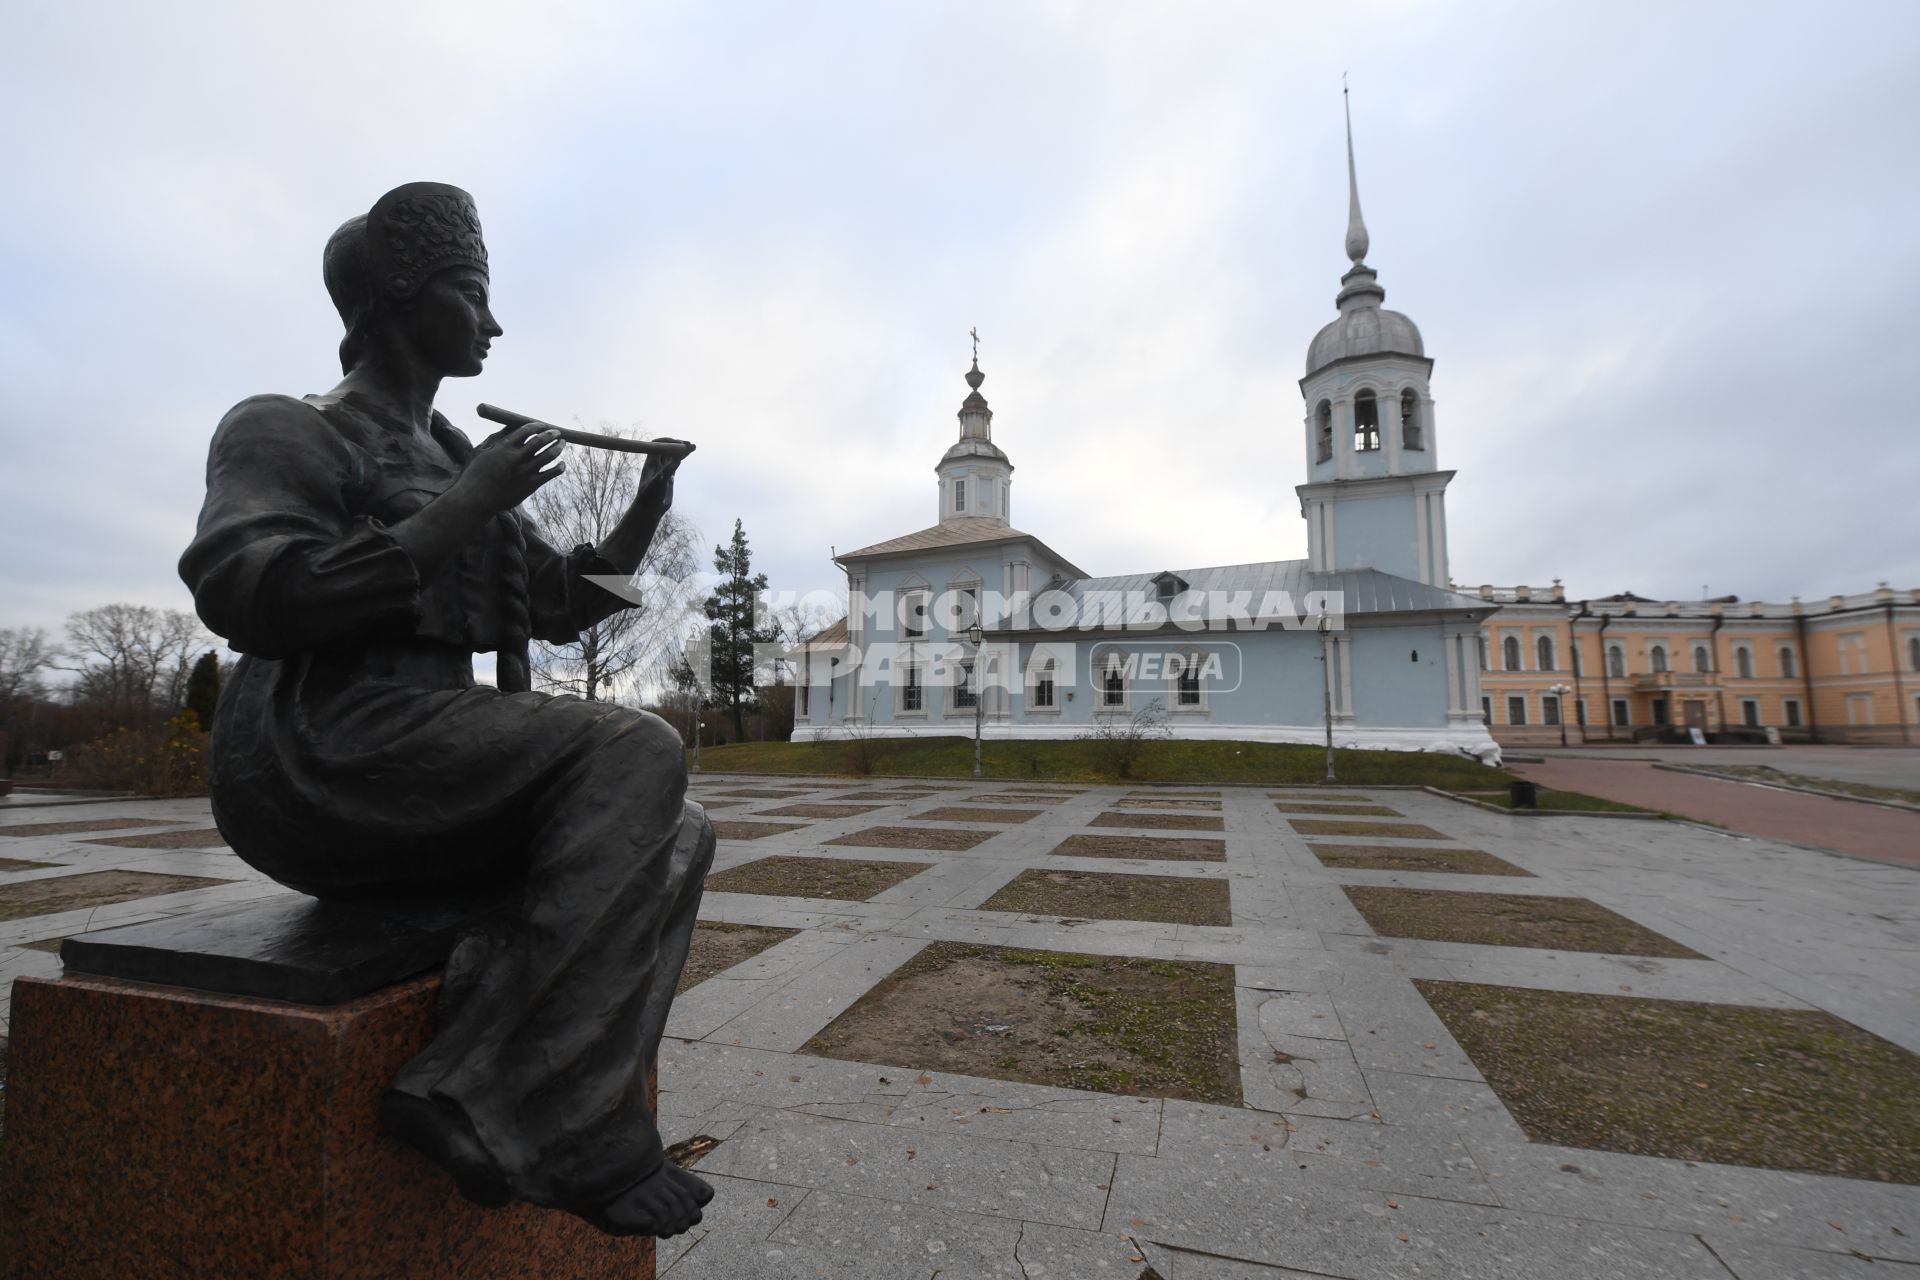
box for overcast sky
[3,0,1916,648]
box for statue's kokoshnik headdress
[324,182,489,373]
[320,182,535,692]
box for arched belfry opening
[1354,390,1380,452]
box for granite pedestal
[0,895,656,1280]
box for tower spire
[1343,78,1370,265]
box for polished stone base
[0,971,654,1280]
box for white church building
[791,114,1500,762]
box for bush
[1077,699,1172,779]
[66,712,210,795]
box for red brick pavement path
[1511,757,1920,869]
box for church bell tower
[1296,93,1454,588]
[935,335,1013,524]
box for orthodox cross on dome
[970,326,980,363]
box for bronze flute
[476,403,697,458]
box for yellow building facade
[1469,582,1920,747]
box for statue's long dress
[179,391,712,1210]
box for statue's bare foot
[664,1162,715,1206]
[592,1163,706,1238]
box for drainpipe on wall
[1709,612,1726,738]
[1570,601,1589,744]
[1795,611,1818,743]
[1597,613,1615,741]
[1887,601,1912,744]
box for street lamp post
[967,621,985,780]
[1549,682,1571,749]
[1318,606,1336,782]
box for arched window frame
[1502,635,1523,672]
[1908,635,1920,673]
[1607,645,1626,679]
[1778,646,1797,678]
[1025,650,1060,713]
[1692,645,1711,674]
[1400,386,1424,450]
[1314,400,1333,463]
[1353,389,1380,452]
[1650,644,1669,674]
[1536,635,1555,672]
[1734,645,1754,679]
[1169,649,1208,713]
[1099,650,1129,712]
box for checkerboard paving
[5,778,1917,1278]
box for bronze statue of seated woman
[179,181,715,1238]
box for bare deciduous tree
[527,423,702,702]
[58,604,212,728]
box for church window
[1315,400,1333,463]
[1779,646,1797,678]
[953,479,966,512]
[1030,659,1056,709]
[1650,645,1669,674]
[1607,645,1626,679]
[1735,646,1754,679]
[1536,635,1555,671]
[1176,654,1202,707]
[955,662,977,710]
[1692,645,1710,674]
[1102,656,1126,708]
[980,478,994,513]
[1354,391,1380,452]
[902,590,929,639]
[799,684,809,717]
[1400,388,1423,450]
[901,661,924,713]
[1502,635,1522,671]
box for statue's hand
[634,441,688,517]
[457,423,566,512]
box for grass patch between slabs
[758,803,884,819]
[704,855,929,902]
[803,941,1242,1104]
[829,825,999,852]
[917,806,1042,824]
[1049,834,1227,863]
[1309,843,1531,877]
[1344,886,1699,958]
[81,828,229,849]
[1091,812,1225,832]
[980,869,1232,926]
[710,821,809,841]
[0,858,60,872]
[677,922,801,993]
[0,870,233,923]
[1112,797,1222,811]
[0,817,186,838]
[1289,819,1446,839]
[1274,802,1401,817]
[1419,980,1920,1183]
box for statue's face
[403,266,502,378]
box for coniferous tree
[184,650,222,731]
[703,519,777,741]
